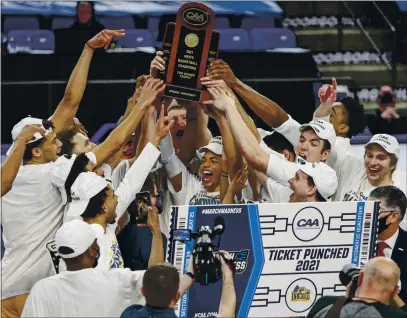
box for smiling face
[288,170,315,202]
[168,106,187,140]
[295,129,330,163]
[364,144,396,186]
[199,151,221,192]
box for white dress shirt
[380,229,399,258]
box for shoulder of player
[121,304,144,317]
[307,296,339,317]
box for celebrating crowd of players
[1,29,407,317]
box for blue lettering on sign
[351,202,365,265]
[297,219,319,227]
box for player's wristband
[185,272,195,280]
[86,42,96,50]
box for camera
[172,216,233,286]
[339,264,361,297]
[379,92,395,106]
[135,191,152,224]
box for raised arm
[196,103,213,149]
[201,77,260,141]
[136,106,156,158]
[1,125,45,196]
[146,206,164,267]
[222,167,248,204]
[314,78,337,119]
[114,105,174,221]
[50,30,125,133]
[92,78,164,166]
[208,60,289,128]
[217,251,236,318]
[204,87,269,173]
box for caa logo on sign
[285,278,317,313]
[292,207,324,242]
[183,8,209,26]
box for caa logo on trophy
[158,2,220,103]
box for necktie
[377,241,389,257]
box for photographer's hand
[216,250,236,318]
[179,257,195,297]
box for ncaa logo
[182,8,209,26]
[292,206,324,242]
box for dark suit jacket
[392,228,407,303]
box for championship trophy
[158,2,220,103]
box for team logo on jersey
[46,240,62,274]
[228,249,249,274]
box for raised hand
[150,51,166,78]
[200,77,232,92]
[230,166,248,194]
[207,59,238,89]
[87,29,125,49]
[318,78,337,107]
[137,78,165,109]
[17,125,46,143]
[155,104,175,139]
[203,86,235,112]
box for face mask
[378,213,394,234]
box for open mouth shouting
[202,170,213,183]
[175,129,184,137]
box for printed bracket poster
[166,201,379,317]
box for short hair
[23,120,55,161]
[64,153,91,202]
[263,132,295,155]
[369,186,407,222]
[143,263,180,307]
[340,97,366,138]
[57,129,78,156]
[307,175,327,202]
[81,186,109,219]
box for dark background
[1,50,318,143]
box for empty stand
[250,28,297,50]
[116,29,153,48]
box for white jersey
[21,268,145,317]
[261,178,293,203]
[55,143,161,272]
[1,163,64,300]
[329,141,407,202]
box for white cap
[167,99,182,112]
[55,219,98,259]
[297,157,338,200]
[299,119,336,148]
[199,136,223,156]
[6,116,53,156]
[365,134,400,158]
[50,153,97,204]
[66,172,108,218]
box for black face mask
[378,213,394,234]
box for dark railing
[342,1,395,87]
[371,1,398,89]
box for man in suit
[369,185,407,304]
